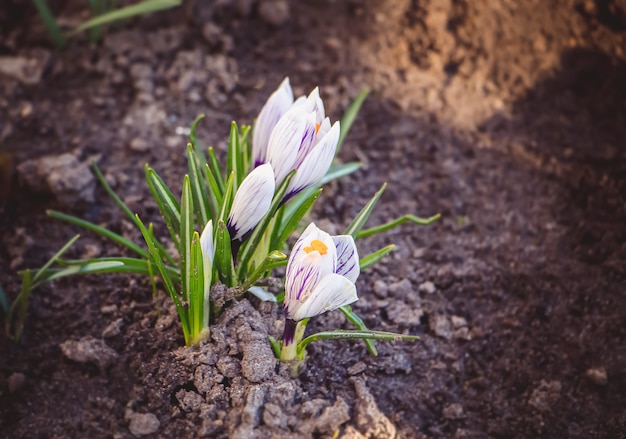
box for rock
[528,380,562,412]
[7,372,26,393]
[17,153,95,205]
[443,403,464,419]
[240,339,276,383]
[347,361,367,376]
[59,336,118,369]
[258,0,290,26]
[0,51,50,84]
[386,300,423,326]
[451,315,468,328]
[129,137,150,152]
[585,367,608,386]
[373,279,388,298]
[102,318,124,338]
[431,314,453,340]
[418,280,436,294]
[353,379,396,438]
[388,278,412,299]
[176,389,205,413]
[127,412,160,436]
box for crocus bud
[252,78,294,167]
[227,164,276,242]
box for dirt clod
[59,336,118,369]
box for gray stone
[241,339,276,383]
[60,336,118,369]
[258,0,290,26]
[127,412,160,436]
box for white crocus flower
[254,83,339,201]
[199,220,214,328]
[284,223,359,322]
[252,77,294,166]
[227,163,276,242]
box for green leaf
[241,250,286,291]
[207,147,225,193]
[214,220,236,287]
[337,87,369,154]
[187,144,210,227]
[218,172,236,225]
[227,122,243,189]
[180,175,194,302]
[32,0,67,49]
[298,329,418,352]
[146,166,181,250]
[136,214,190,344]
[357,213,441,239]
[343,183,387,238]
[189,114,206,155]
[10,269,31,342]
[48,210,150,260]
[320,161,362,186]
[189,231,205,340]
[204,163,222,220]
[272,188,322,251]
[73,0,181,33]
[338,304,378,355]
[268,336,281,358]
[31,234,80,285]
[360,244,395,270]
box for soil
[1,0,626,438]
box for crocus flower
[252,80,340,201]
[252,77,294,167]
[227,163,275,242]
[266,89,340,200]
[284,222,360,325]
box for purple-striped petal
[288,272,358,321]
[332,235,360,283]
[252,78,294,166]
[227,164,275,240]
[286,121,340,197]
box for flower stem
[280,319,307,362]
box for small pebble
[586,367,607,386]
[7,372,26,393]
[347,362,367,376]
[442,403,464,419]
[419,281,436,294]
[127,412,160,436]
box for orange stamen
[315,123,320,134]
[304,239,328,255]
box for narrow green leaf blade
[187,144,210,227]
[360,245,395,270]
[273,188,322,251]
[180,175,193,302]
[146,166,181,249]
[337,88,369,154]
[357,213,441,239]
[343,183,387,238]
[339,304,378,355]
[74,0,181,33]
[214,220,236,286]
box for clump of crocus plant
[10,77,440,366]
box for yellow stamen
[304,239,328,255]
[315,123,320,134]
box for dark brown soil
[1,0,625,438]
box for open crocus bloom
[227,163,276,242]
[284,223,360,323]
[252,79,340,201]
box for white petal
[305,87,326,123]
[332,235,360,283]
[200,220,214,266]
[292,112,318,169]
[252,78,294,166]
[285,223,337,308]
[287,121,340,197]
[266,108,308,185]
[288,273,358,321]
[286,222,336,278]
[227,164,275,240]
